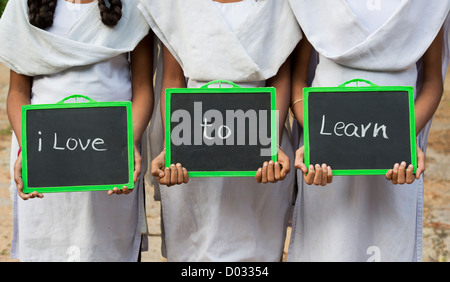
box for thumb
[150,157,165,177]
[294,146,307,173]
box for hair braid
[28,0,123,29]
[27,0,58,29]
[98,0,122,27]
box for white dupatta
[0,0,150,76]
[138,0,302,82]
[289,0,449,72]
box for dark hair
[28,0,122,29]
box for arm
[414,27,444,134]
[291,37,332,186]
[255,58,292,183]
[386,27,444,184]
[110,33,155,195]
[7,71,31,144]
[150,44,189,186]
[7,71,43,199]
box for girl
[138,0,301,261]
[0,0,154,261]
[288,0,449,261]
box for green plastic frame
[165,80,278,177]
[21,95,135,193]
[303,79,417,176]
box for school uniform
[287,0,450,262]
[0,0,150,261]
[138,0,301,261]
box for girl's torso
[31,0,132,105]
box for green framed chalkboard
[165,80,278,177]
[21,95,135,193]
[303,79,417,176]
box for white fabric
[289,0,449,72]
[213,0,256,31]
[287,0,450,262]
[138,0,302,82]
[139,0,301,261]
[46,1,94,37]
[31,2,131,105]
[345,0,402,33]
[0,0,149,76]
[7,0,148,262]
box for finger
[406,165,415,184]
[26,191,43,199]
[327,166,333,183]
[313,164,322,185]
[415,147,426,179]
[304,165,315,185]
[176,163,184,184]
[267,161,275,182]
[14,161,28,200]
[274,162,281,180]
[385,169,393,180]
[111,187,123,195]
[151,151,165,177]
[255,168,262,183]
[294,147,307,173]
[392,163,399,184]
[320,164,328,186]
[281,158,290,179]
[123,186,133,194]
[170,164,177,185]
[29,190,44,199]
[397,162,406,184]
[134,156,142,183]
[261,162,268,183]
[160,167,171,185]
[182,168,189,183]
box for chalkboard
[21,95,134,193]
[165,80,277,177]
[303,79,417,176]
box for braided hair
[28,0,122,29]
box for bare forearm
[130,33,155,146]
[131,88,154,146]
[414,27,444,134]
[6,71,31,144]
[414,81,443,134]
[160,44,186,127]
[290,38,313,127]
[267,58,291,144]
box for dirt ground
[0,63,448,262]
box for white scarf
[0,0,150,76]
[138,0,302,82]
[288,0,449,72]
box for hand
[150,149,189,186]
[108,144,142,195]
[295,146,333,186]
[386,145,425,184]
[14,151,44,200]
[255,148,290,183]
